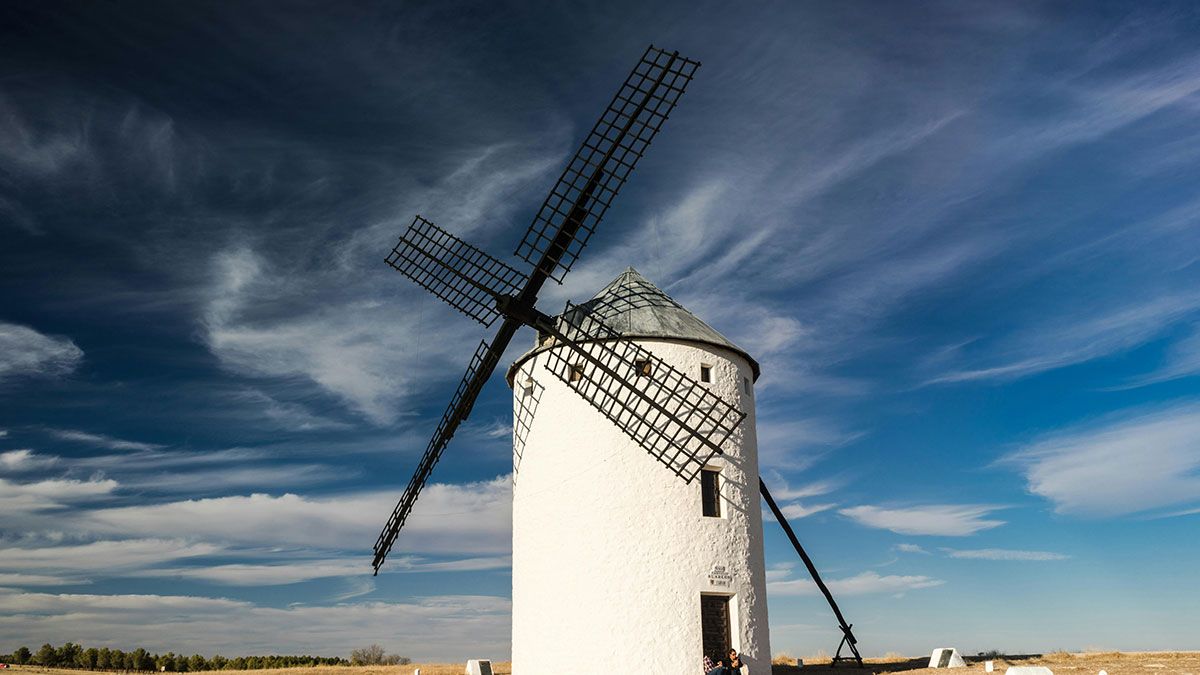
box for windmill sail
[371,333,510,573]
[514,45,700,283]
[542,302,746,482]
[385,216,529,326]
[373,46,699,573]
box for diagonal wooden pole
[760,478,864,668]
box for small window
[634,359,653,377]
[569,363,584,383]
[743,377,751,394]
[701,468,721,517]
[700,364,712,383]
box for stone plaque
[707,564,733,588]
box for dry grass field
[10,653,1200,675]
[772,652,1200,675]
[3,667,510,675]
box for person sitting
[705,649,747,675]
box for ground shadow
[771,657,936,674]
[772,654,1055,675]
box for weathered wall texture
[510,338,770,675]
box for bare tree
[349,645,386,666]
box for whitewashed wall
[510,338,771,675]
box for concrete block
[465,660,492,675]
[929,648,967,668]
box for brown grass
[768,651,1200,675]
[5,667,511,675]
[10,653,1200,675]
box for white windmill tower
[507,267,770,673]
[367,45,864,672]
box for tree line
[2,643,349,671]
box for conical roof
[507,267,759,383]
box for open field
[8,654,1200,675]
[773,652,1200,675]
[1,662,511,667]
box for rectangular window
[743,376,751,394]
[634,359,653,377]
[701,468,721,517]
[569,363,584,383]
[700,364,712,383]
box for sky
[2,0,1200,662]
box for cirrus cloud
[0,321,83,383]
[839,503,1007,536]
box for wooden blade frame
[385,215,528,327]
[541,302,746,482]
[371,325,518,573]
[373,46,699,573]
[514,45,700,283]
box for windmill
[374,45,864,669]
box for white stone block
[465,660,492,675]
[929,648,967,668]
[985,661,994,672]
[1004,668,1053,675]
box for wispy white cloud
[942,548,1069,561]
[140,559,364,586]
[768,570,944,596]
[72,446,271,471]
[201,246,467,426]
[1001,401,1200,517]
[840,504,1006,536]
[0,322,83,383]
[0,572,83,586]
[76,476,512,555]
[49,429,164,452]
[895,543,930,555]
[0,539,221,573]
[118,464,338,493]
[0,94,91,180]
[927,294,1200,385]
[141,555,512,586]
[0,589,510,660]
[1017,51,1200,152]
[765,474,843,501]
[1123,326,1200,388]
[0,476,119,515]
[230,389,351,431]
[756,417,863,471]
[779,501,838,519]
[0,449,58,472]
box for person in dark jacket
[706,649,746,675]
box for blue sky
[2,0,1200,661]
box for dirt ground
[771,652,1200,675]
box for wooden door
[700,594,731,662]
